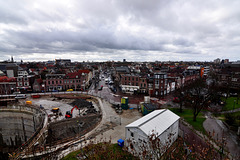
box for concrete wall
[0,105,44,147]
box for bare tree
[184,78,211,121]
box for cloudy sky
[0,0,239,62]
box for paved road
[203,112,240,159]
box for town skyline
[1,0,240,62]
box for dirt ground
[47,115,101,144]
[17,95,102,145]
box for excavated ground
[39,94,102,145]
[46,114,101,145]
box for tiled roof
[78,69,90,73]
[0,76,16,82]
[65,72,82,79]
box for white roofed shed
[125,109,180,155]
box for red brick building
[46,74,65,91]
[0,76,16,95]
[45,70,92,91]
[120,74,148,93]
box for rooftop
[126,109,180,136]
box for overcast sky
[0,0,239,62]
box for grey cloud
[0,0,239,61]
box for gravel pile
[70,98,92,108]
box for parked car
[67,89,73,91]
[15,94,27,99]
[108,81,114,85]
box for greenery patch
[170,108,206,133]
[221,97,240,111]
[62,143,138,160]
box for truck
[65,105,79,118]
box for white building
[125,109,180,158]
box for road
[203,112,240,159]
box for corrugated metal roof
[126,109,180,136]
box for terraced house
[45,70,92,91]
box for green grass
[170,108,206,133]
[61,143,138,160]
[221,97,240,111]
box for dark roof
[0,65,6,71]
[142,103,158,110]
[116,66,130,73]
[65,72,82,79]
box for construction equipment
[65,105,79,118]
[52,107,60,113]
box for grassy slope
[170,108,206,133]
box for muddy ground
[46,114,101,145]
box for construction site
[0,92,142,159]
[0,93,102,159]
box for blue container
[117,139,124,147]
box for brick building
[45,74,65,91]
[0,76,16,95]
[45,70,92,91]
[120,74,148,93]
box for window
[131,132,134,137]
[129,77,130,80]
[154,75,160,79]
[142,79,144,82]
[24,77,27,81]
[132,77,134,81]
[125,77,127,80]
[73,80,75,83]
[48,81,50,84]
[136,78,138,81]
[155,80,159,84]
[56,81,58,84]
[52,81,54,84]
[60,81,62,84]
[136,82,138,86]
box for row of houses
[113,64,200,98]
[1,59,239,96]
[0,60,94,94]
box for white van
[15,94,27,99]
[105,78,109,84]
